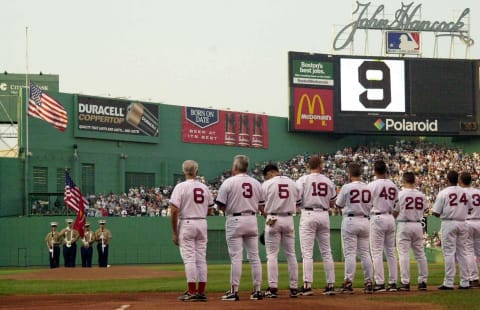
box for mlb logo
[386,31,421,55]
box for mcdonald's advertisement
[74,95,160,143]
[182,106,269,148]
[292,87,334,132]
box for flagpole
[24,26,30,216]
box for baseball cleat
[458,285,471,290]
[386,283,398,292]
[221,290,239,301]
[265,288,278,298]
[364,280,373,294]
[178,291,196,301]
[437,285,454,290]
[323,284,335,295]
[191,293,207,302]
[339,280,354,294]
[418,282,427,291]
[250,290,263,300]
[373,284,386,292]
[470,280,480,288]
[398,283,410,291]
[289,288,298,298]
[298,287,313,296]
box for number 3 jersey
[394,188,428,221]
[169,179,214,218]
[296,173,336,210]
[215,173,265,215]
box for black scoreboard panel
[289,52,480,136]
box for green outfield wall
[0,215,442,267]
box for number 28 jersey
[296,173,336,210]
[216,173,265,215]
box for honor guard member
[368,160,399,292]
[95,220,112,267]
[336,163,374,294]
[296,155,337,296]
[81,222,95,267]
[432,170,472,289]
[59,219,79,268]
[170,160,215,302]
[393,172,429,291]
[262,164,301,298]
[216,155,265,301]
[44,222,61,268]
[462,172,480,288]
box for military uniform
[59,219,80,267]
[44,222,61,268]
[81,223,95,267]
[95,220,112,267]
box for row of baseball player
[169,154,478,302]
[45,219,112,268]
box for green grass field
[1,262,480,309]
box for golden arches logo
[296,94,327,126]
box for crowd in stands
[33,140,480,228]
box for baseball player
[216,155,265,301]
[432,170,471,289]
[393,172,428,291]
[459,172,480,288]
[261,164,300,298]
[336,163,374,294]
[296,155,336,296]
[368,160,399,292]
[170,160,214,302]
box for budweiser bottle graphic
[224,112,236,145]
[251,114,263,148]
[237,113,250,146]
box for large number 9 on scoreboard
[340,58,406,113]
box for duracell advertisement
[182,106,269,149]
[76,96,159,140]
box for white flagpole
[24,26,30,216]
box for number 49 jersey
[394,188,428,222]
[368,179,399,214]
[296,173,336,210]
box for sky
[2,0,480,117]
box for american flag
[65,172,87,237]
[28,81,68,131]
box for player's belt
[397,220,421,222]
[372,212,391,215]
[180,217,206,220]
[304,207,328,211]
[467,218,480,220]
[441,218,465,221]
[232,211,256,216]
[346,214,369,218]
[268,212,293,216]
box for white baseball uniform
[262,175,300,290]
[394,187,428,285]
[464,186,480,281]
[296,172,336,286]
[432,185,470,287]
[216,173,265,292]
[368,178,399,286]
[336,181,373,284]
[170,179,214,284]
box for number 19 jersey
[296,173,336,210]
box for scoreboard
[288,52,480,136]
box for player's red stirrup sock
[198,282,206,294]
[188,282,196,294]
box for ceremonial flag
[28,81,68,131]
[65,172,87,237]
